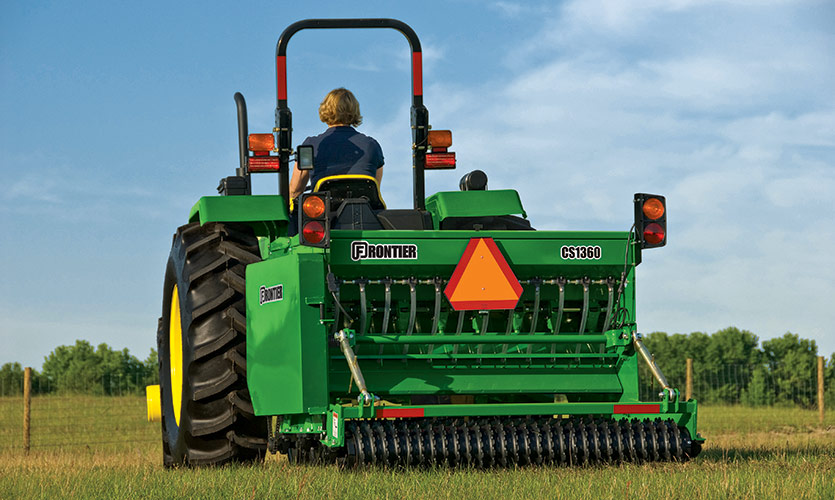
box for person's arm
[289,164,310,200]
[374,139,384,186]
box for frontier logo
[259,284,283,305]
[350,241,418,261]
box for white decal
[259,284,283,305]
[332,411,339,439]
[351,241,418,261]
[560,245,602,260]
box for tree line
[1,328,833,405]
[0,340,158,396]
[642,327,834,407]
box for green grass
[1,401,833,499]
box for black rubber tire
[158,221,267,467]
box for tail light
[425,152,456,169]
[425,129,456,169]
[302,221,326,244]
[299,193,330,247]
[634,193,667,249]
[248,156,281,172]
[247,133,280,172]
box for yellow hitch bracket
[146,384,162,423]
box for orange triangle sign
[444,238,523,310]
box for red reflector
[248,156,281,172]
[276,55,287,101]
[643,223,665,245]
[412,52,423,96]
[614,404,661,414]
[425,152,456,169]
[376,408,425,418]
[302,221,325,244]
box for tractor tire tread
[220,269,247,295]
[159,221,266,466]
[191,288,236,321]
[218,240,260,265]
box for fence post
[23,367,31,454]
[818,356,825,425]
[685,358,693,401]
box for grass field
[0,401,833,499]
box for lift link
[633,331,674,399]
[335,330,375,405]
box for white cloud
[722,111,835,148]
[488,1,553,18]
[489,1,526,17]
[0,160,183,225]
[561,0,815,33]
[426,0,835,354]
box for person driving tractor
[289,88,384,200]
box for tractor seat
[314,174,386,210]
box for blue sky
[2,0,833,369]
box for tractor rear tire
[158,221,267,466]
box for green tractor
[146,18,704,467]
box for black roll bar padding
[412,104,428,209]
[276,107,291,204]
[233,92,252,194]
[274,18,428,210]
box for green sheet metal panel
[246,252,328,416]
[327,230,633,279]
[189,195,289,225]
[327,366,624,395]
[425,190,527,228]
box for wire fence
[0,362,828,452]
[0,374,157,452]
[640,361,831,407]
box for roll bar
[274,18,429,210]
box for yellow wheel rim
[169,284,183,427]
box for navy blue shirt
[302,126,384,187]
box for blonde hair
[318,88,363,126]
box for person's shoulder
[354,130,381,146]
[302,129,331,145]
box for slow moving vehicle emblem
[444,238,523,310]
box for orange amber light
[428,130,452,148]
[642,198,665,220]
[302,196,325,218]
[248,133,275,152]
